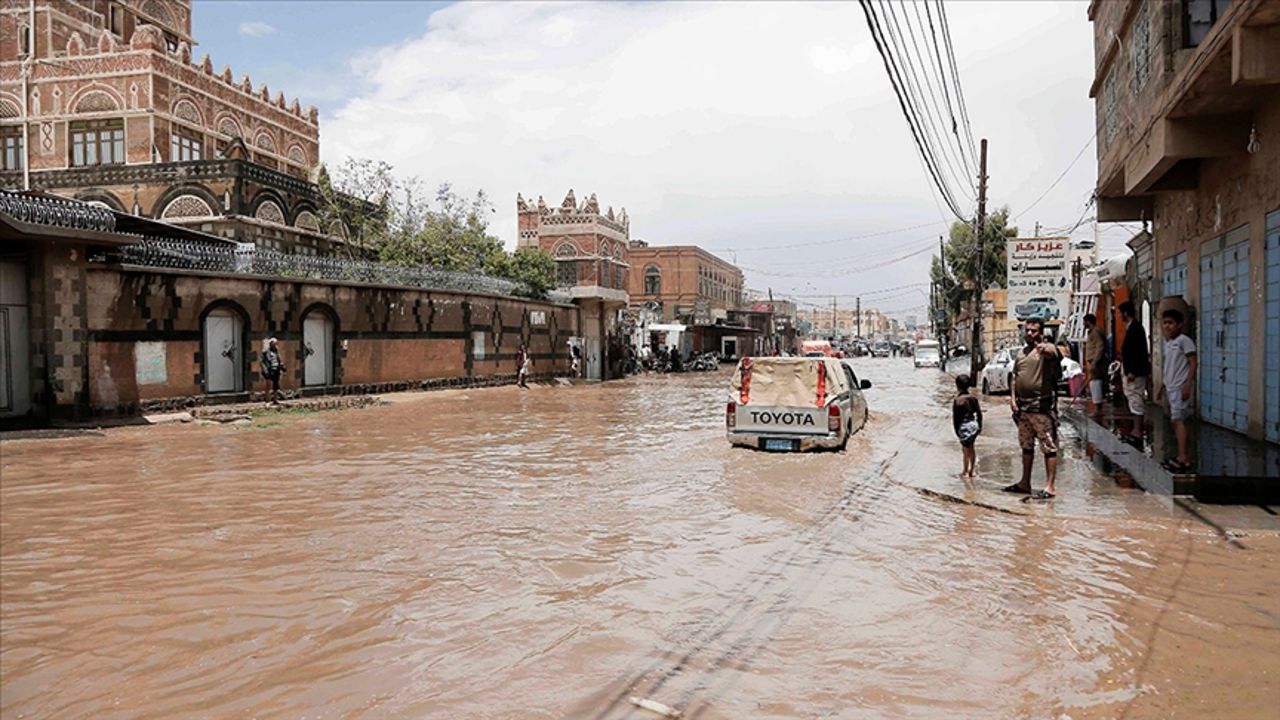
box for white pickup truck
[726,357,870,452]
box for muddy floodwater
[2,360,1277,719]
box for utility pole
[831,296,837,341]
[929,281,935,338]
[970,138,989,380]
[1034,221,1041,237]
[856,296,861,339]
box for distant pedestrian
[570,344,582,378]
[517,345,531,388]
[1004,317,1062,500]
[1118,301,1151,440]
[1084,313,1107,418]
[1157,308,1197,473]
[952,374,983,479]
[261,337,284,405]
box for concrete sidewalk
[1059,397,1280,504]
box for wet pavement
[2,359,1277,719]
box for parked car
[982,347,1084,396]
[913,339,941,368]
[1014,296,1061,321]
[801,339,835,358]
[726,357,870,452]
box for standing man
[1083,313,1107,418]
[1118,301,1151,441]
[1004,318,1063,499]
[261,337,284,406]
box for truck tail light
[726,402,737,429]
[827,404,841,432]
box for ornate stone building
[0,0,349,254]
[516,189,630,292]
[515,190,630,380]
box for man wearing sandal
[1004,317,1062,500]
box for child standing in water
[953,374,983,478]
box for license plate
[763,438,795,452]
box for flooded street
[2,360,1277,719]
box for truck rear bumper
[726,431,844,451]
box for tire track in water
[591,434,917,720]
[670,444,932,718]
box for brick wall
[14,250,578,419]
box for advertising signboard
[1007,237,1071,323]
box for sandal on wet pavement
[1001,483,1031,494]
[1027,490,1055,500]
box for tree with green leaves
[314,159,556,297]
[929,207,1018,333]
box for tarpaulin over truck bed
[729,357,849,407]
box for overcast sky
[195,0,1132,317]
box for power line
[936,0,979,166]
[704,219,948,253]
[739,235,936,268]
[739,243,935,278]
[880,0,975,201]
[859,0,967,220]
[1013,134,1095,222]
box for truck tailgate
[733,404,827,435]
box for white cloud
[238,20,277,38]
[324,1,1100,303]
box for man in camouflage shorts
[1005,317,1062,499]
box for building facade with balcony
[1089,0,1279,444]
[1,0,348,254]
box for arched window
[554,241,577,258]
[644,264,661,295]
[161,193,214,219]
[254,199,285,224]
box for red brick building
[626,241,744,323]
[0,0,347,254]
[516,189,631,292]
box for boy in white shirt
[1157,308,1197,473]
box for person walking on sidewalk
[1118,301,1151,441]
[517,345,531,389]
[1157,308,1197,473]
[1004,318,1063,500]
[1084,313,1107,418]
[952,374,983,479]
[261,337,285,406]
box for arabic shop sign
[1007,237,1071,323]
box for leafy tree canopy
[929,207,1018,331]
[315,158,556,296]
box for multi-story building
[1,0,349,254]
[626,241,743,323]
[1089,0,1279,444]
[516,190,630,380]
[516,190,630,292]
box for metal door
[1199,236,1249,432]
[203,309,243,393]
[585,335,602,380]
[303,313,333,386]
[1265,211,1279,444]
[0,261,30,418]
